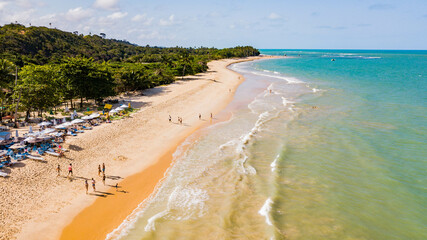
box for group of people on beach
[169,113,214,124]
[57,162,109,194]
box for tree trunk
[182,65,186,80]
[0,98,3,124]
[14,90,21,124]
[80,97,83,109]
[25,108,30,122]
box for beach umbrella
[62,122,72,127]
[120,104,129,109]
[71,119,85,124]
[81,116,93,120]
[24,137,35,142]
[41,128,56,134]
[9,143,26,149]
[38,122,52,126]
[38,135,52,140]
[90,113,100,118]
[55,124,66,129]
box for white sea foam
[281,97,294,107]
[271,154,280,172]
[249,70,303,84]
[258,198,274,226]
[145,186,209,231]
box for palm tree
[179,50,193,79]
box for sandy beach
[0,56,275,240]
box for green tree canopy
[16,64,63,118]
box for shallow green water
[110,50,427,240]
[256,50,427,239]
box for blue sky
[0,0,426,49]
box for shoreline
[58,56,271,240]
[1,56,278,240]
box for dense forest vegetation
[0,24,260,120]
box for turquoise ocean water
[108,50,427,240]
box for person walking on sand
[98,165,101,176]
[67,164,73,177]
[169,115,172,122]
[210,113,213,119]
[91,178,96,191]
[85,180,89,194]
[102,163,105,174]
[57,164,61,176]
[199,113,201,120]
[102,173,106,186]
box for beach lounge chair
[82,126,92,130]
[28,155,44,161]
[67,131,77,136]
[45,150,60,157]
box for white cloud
[65,7,93,21]
[93,0,119,11]
[159,14,175,26]
[107,11,128,20]
[39,13,56,20]
[0,1,9,11]
[137,29,175,41]
[268,12,282,20]
[132,14,153,25]
[1,9,35,23]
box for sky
[0,0,426,49]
